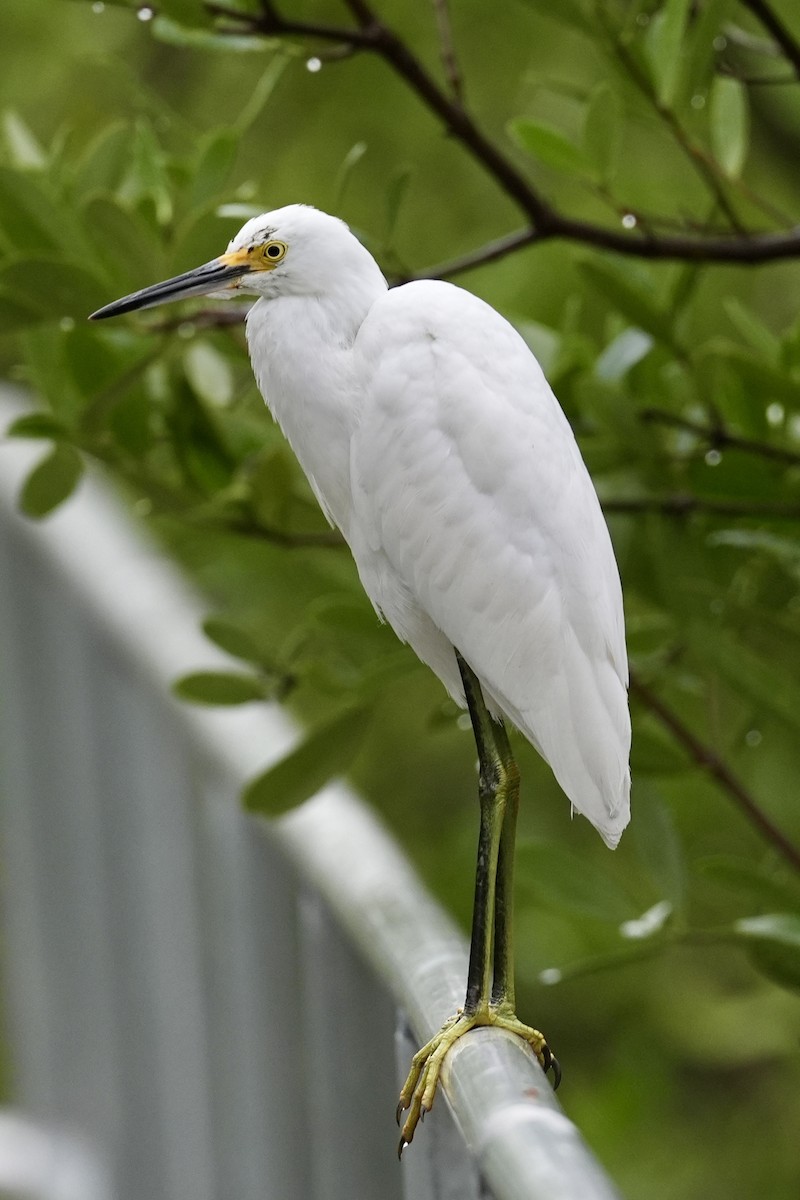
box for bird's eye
[262,241,286,262]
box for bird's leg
[489,715,519,1012]
[461,653,558,1079]
[461,650,511,1018]
[487,712,561,1086]
[396,652,558,1155]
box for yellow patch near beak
[219,247,257,269]
[219,239,287,273]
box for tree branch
[641,409,800,467]
[522,217,800,263]
[430,0,464,105]
[206,1,376,46]
[337,0,554,229]
[150,306,251,333]
[410,228,538,280]
[204,1,800,266]
[740,0,800,78]
[220,515,345,547]
[602,494,800,519]
[630,670,800,874]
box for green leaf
[6,412,69,440]
[721,297,779,362]
[2,110,47,170]
[117,120,173,227]
[109,392,155,456]
[536,940,666,986]
[531,0,592,33]
[191,130,239,208]
[511,318,560,376]
[595,328,653,382]
[709,76,749,179]
[152,15,271,52]
[734,914,800,994]
[18,443,84,518]
[691,623,800,732]
[619,900,674,940]
[243,706,369,817]
[697,856,800,912]
[184,340,235,407]
[578,259,677,349]
[583,83,622,183]
[173,670,266,706]
[155,0,210,24]
[709,530,800,586]
[0,294,47,332]
[384,165,414,248]
[247,443,297,529]
[14,326,82,419]
[335,142,368,208]
[630,788,686,908]
[73,122,132,197]
[644,0,692,107]
[0,259,107,321]
[170,207,242,275]
[0,166,62,255]
[722,347,800,406]
[235,58,291,134]
[517,841,635,922]
[509,118,594,177]
[81,195,163,291]
[680,0,738,100]
[167,378,235,495]
[202,616,264,664]
[630,718,692,775]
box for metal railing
[0,389,621,1200]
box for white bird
[91,203,631,1150]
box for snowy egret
[91,204,631,1151]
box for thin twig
[221,516,345,547]
[595,5,745,232]
[630,669,800,874]
[602,495,800,519]
[641,409,800,467]
[206,1,376,46]
[430,0,464,104]
[740,0,800,78]
[410,228,538,280]
[717,62,798,85]
[149,306,251,333]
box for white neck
[245,268,386,532]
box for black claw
[550,1053,562,1091]
[397,1136,408,1161]
[541,1042,552,1073]
[395,1101,404,1127]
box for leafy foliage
[2,0,800,1195]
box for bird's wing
[350,280,630,846]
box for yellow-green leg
[396,652,559,1154]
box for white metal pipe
[0,388,621,1200]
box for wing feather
[350,280,630,846]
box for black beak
[89,257,252,320]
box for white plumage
[91,200,632,1143]
[240,206,630,847]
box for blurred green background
[2,1,800,1196]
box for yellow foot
[396,1006,559,1155]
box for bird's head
[89,204,381,320]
